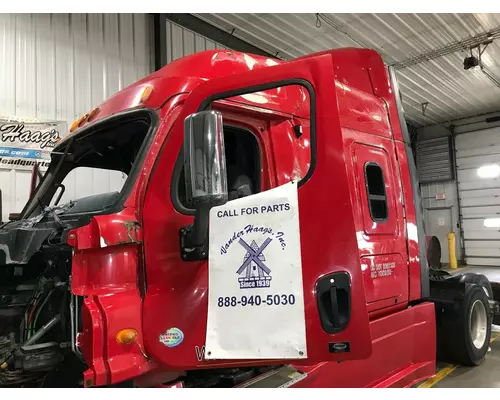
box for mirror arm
[191,206,210,245]
[179,206,210,261]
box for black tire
[427,236,442,269]
[437,283,492,366]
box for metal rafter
[391,27,500,70]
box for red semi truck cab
[0,47,495,388]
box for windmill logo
[237,238,272,289]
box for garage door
[456,126,500,266]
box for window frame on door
[170,79,317,216]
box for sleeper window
[365,163,388,222]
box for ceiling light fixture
[463,55,480,70]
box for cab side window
[364,162,388,222]
[353,143,396,236]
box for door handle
[329,285,341,328]
[316,272,351,334]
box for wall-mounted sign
[436,193,446,200]
[0,117,67,171]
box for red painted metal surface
[290,302,436,387]
[64,47,430,387]
[141,52,373,369]
[342,128,409,316]
[68,207,158,386]
[60,51,290,144]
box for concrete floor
[426,327,500,388]
[419,266,500,388]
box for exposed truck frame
[0,47,499,388]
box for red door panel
[361,254,408,307]
[141,53,372,369]
[344,134,409,312]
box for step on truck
[0,47,500,388]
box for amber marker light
[70,116,84,132]
[116,328,138,345]
[139,85,153,104]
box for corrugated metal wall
[166,20,228,64]
[0,13,153,221]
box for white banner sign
[206,181,307,360]
[0,117,67,170]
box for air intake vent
[416,136,454,183]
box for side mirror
[180,110,228,261]
[184,110,228,207]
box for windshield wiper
[21,201,75,229]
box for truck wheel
[439,284,492,366]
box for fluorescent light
[477,164,500,179]
[484,218,500,228]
